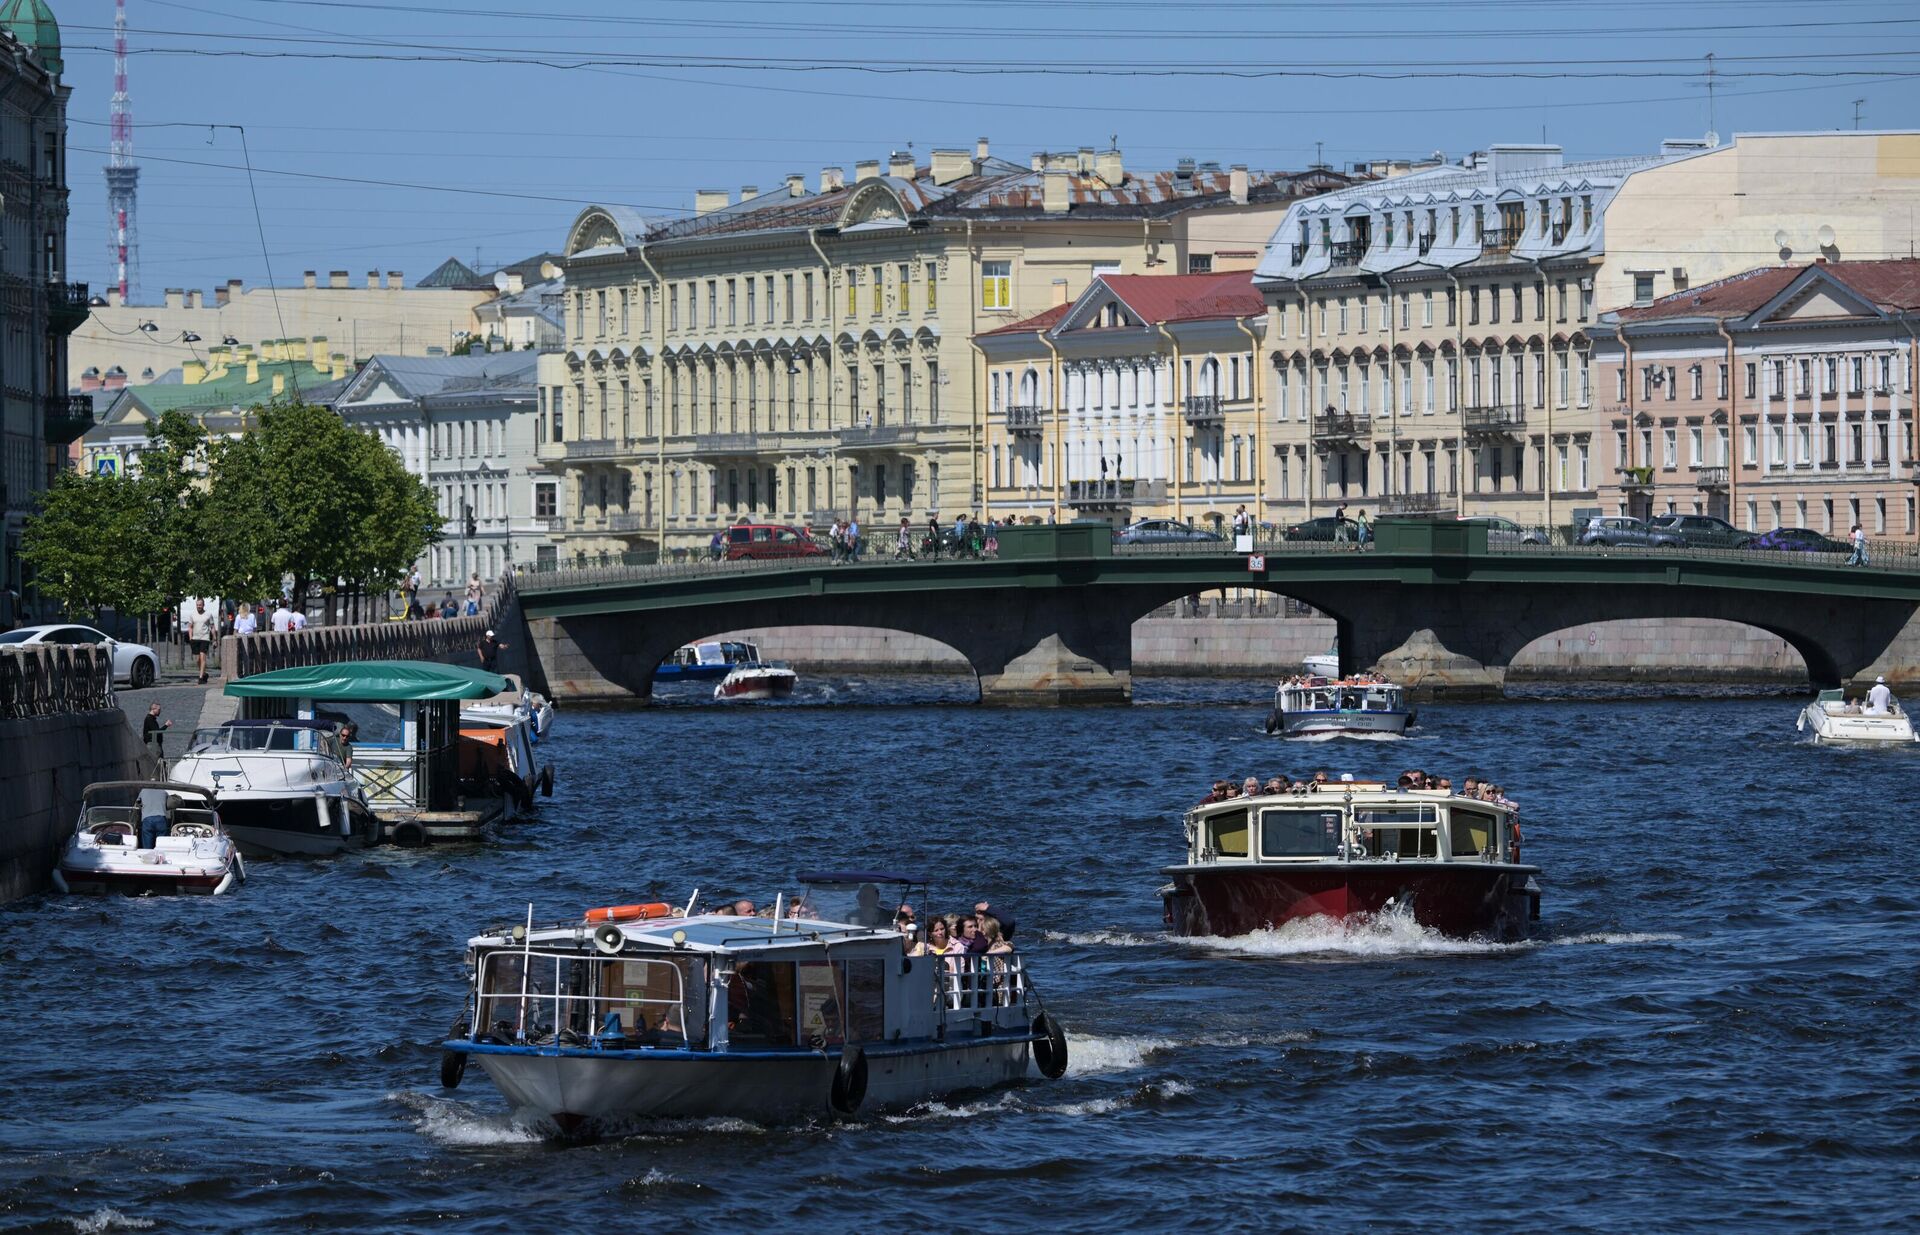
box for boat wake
[1060,1032,1178,1077]
[1039,928,1158,948]
[387,1090,540,1147]
[1180,912,1517,958]
[1278,729,1408,742]
[69,1211,154,1234]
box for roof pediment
[1751,270,1887,326]
[838,182,910,229]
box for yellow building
[538,142,1352,560]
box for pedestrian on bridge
[847,516,862,562]
[897,517,913,560]
[1356,509,1372,549]
[1848,524,1869,567]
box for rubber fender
[440,1020,469,1089]
[1264,710,1280,735]
[389,820,426,848]
[539,765,554,797]
[829,1045,868,1115]
[1033,1011,1069,1079]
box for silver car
[0,623,160,687]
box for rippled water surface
[5,679,1919,1232]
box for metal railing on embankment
[0,646,117,720]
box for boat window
[798,961,851,1045]
[1358,824,1439,859]
[843,959,886,1042]
[598,956,699,1045]
[1259,807,1343,858]
[1449,808,1498,859]
[314,702,403,746]
[728,960,798,1046]
[1355,805,1436,826]
[1204,808,1249,858]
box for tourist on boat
[732,897,756,917]
[975,900,1016,942]
[924,915,952,956]
[714,904,738,916]
[338,722,356,770]
[1241,776,1262,798]
[1868,676,1894,716]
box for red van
[724,523,826,561]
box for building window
[707,280,717,329]
[846,268,860,316]
[981,260,1011,311]
[642,286,653,331]
[804,272,815,321]
[1422,289,1434,327]
[1187,253,1213,274]
[1688,426,1702,467]
[1339,296,1350,334]
[1445,288,1457,327]
[1555,279,1567,322]
[1690,366,1703,400]
[1632,274,1654,306]
[926,262,938,312]
[783,274,795,323]
[619,288,630,335]
[872,264,885,317]
[530,481,554,517]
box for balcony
[1695,466,1729,490]
[694,432,760,454]
[48,281,88,334]
[1182,394,1225,426]
[1329,238,1367,266]
[542,516,569,534]
[1005,404,1045,436]
[837,424,906,450]
[1617,466,1656,492]
[565,438,620,460]
[1462,405,1526,437]
[607,512,649,533]
[44,394,96,445]
[1067,478,1136,509]
[1311,412,1371,444]
[1481,228,1522,255]
[1290,242,1311,265]
[1417,233,1434,256]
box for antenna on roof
[1853,98,1865,130]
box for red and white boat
[713,663,797,701]
[1160,778,1539,940]
[53,781,245,897]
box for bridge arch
[1508,617,1810,688]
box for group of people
[1836,676,1899,715]
[896,900,1021,1009]
[1196,768,1519,809]
[403,569,488,620]
[1395,770,1518,809]
[826,517,864,562]
[1331,504,1374,548]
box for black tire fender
[1264,709,1280,735]
[539,765,554,797]
[389,820,426,848]
[1033,1012,1069,1080]
[829,1045,868,1115]
[440,1019,469,1089]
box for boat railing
[933,952,1030,1016]
[475,949,692,1048]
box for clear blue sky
[51,0,1920,302]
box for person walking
[232,605,257,636]
[845,515,862,562]
[142,702,172,777]
[1356,509,1372,549]
[896,516,912,560]
[1848,523,1868,567]
[184,598,216,684]
[465,572,483,615]
[1333,503,1350,546]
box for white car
[0,623,160,687]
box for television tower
[105,0,140,303]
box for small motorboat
[169,719,379,857]
[714,662,797,701]
[54,781,245,896]
[1264,674,1413,737]
[1161,777,1540,940]
[439,872,1069,1137]
[458,710,554,814]
[1798,687,1917,745]
[656,639,765,683]
[463,672,555,739]
[1301,648,1340,678]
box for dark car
[1644,514,1754,550]
[1457,515,1550,546]
[724,523,826,561]
[1115,519,1222,545]
[1576,515,1681,548]
[1282,516,1359,543]
[1750,527,1848,554]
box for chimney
[107,287,123,307]
[1229,164,1249,205]
[888,150,916,179]
[740,185,759,202]
[1077,146,1094,174]
[786,172,806,197]
[1043,167,1071,215]
[505,272,525,295]
[366,271,380,289]
[855,158,880,181]
[931,150,971,185]
[1051,278,1070,307]
[388,270,404,290]
[820,166,844,192]
[329,271,349,289]
[303,270,317,289]
[1096,147,1124,186]
[246,357,260,383]
[310,337,328,365]
[164,288,184,309]
[332,353,349,378]
[1030,151,1046,171]
[694,188,730,215]
[104,367,128,390]
[976,136,990,161]
[79,367,101,391]
[272,373,286,396]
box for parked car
[1749,527,1849,554]
[1644,514,1754,549]
[723,523,826,561]
[1457,515,1550,546]
[1114,519,1222,545]
[1282,516,1359,543]
[1576,515,1681,548]
[0,623,159,687]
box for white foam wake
[1061,1032,1176,1077]
[387,1090,541,1147]
[1040,928,1158,948]
[1280,729,1407,742]
[70,1212,153,1234]
[1179,911,1521,958]
[1547,931,1682,947]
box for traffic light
[463,502,477,539]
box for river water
[5,679,1918,1233]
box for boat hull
[217,794,378,857]
[1162,861,1537,940]
[1277,709,1413,737]
[1799,704,1916,745]
[464,1037,1032,1133]
[58,866,231,896]
[714,671,797,701]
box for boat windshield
[1354,804,1439,858]
[1258,806,1342,858]
[795,873,924,929]
[477,949,705,1047]
[186,723,341,758]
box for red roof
[1099,270,1264,325]
[1615,258,1920,323]
[978,303,1071,337]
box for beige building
[1252,131,1920,531]
[1593,258,1918,541]
[71,267,495,389]
[539,142,1352,559]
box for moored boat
[458,709,554,812]
[1264,674,1413,737]
[1160,779,1539,940]
[464,672,556,739]
[1798,687,1917,745]
[53,781,245,896]
[169,719,379,857]
[714,662,797,701]
[439,872,1069,1136]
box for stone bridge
[512,522,1920,704]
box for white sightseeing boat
[1798,688,1917,745]
[439,872,1068,1136]
[714,663,798,701]
[1265,675,1414,737]
[53,781,245,896]
[170,720,379,857]
[463,672,556,739]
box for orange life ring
[584,902,672,924]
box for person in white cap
[477,627,508,672]
[1866,675,1893,716]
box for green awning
[225,660,510,701]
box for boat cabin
[1276,677,1406,714]
[663,641,762,671]
[1184,784,1515,866]
[184,718,347,761]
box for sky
[48,0,1920,304]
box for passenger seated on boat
[849,883,889,927]
[732,898,756,916]
[714,905,737,916]
[1242,776,1262,798]
[1264,778,1287,795]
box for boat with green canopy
[225,660,516,845]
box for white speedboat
[170,720,379,857]
[1798,688,1917,745]
[439,872,1069,1137]
[464,672,555,739]
[53,781,245,896]
[1265,675,1414,737]
[1301,650,1340,677]
[714,663,797,701]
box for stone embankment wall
[696,615,1810,683]
[218,580,526,683]
[0,647,144,903]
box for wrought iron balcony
[565,438,620,459]
[1067,478,1135,508]
[44,394,96,445]
[1311,412,1371,443]
[1329,238,1367,265]
[607,512,648,532]
[1182,394,1225,425]
[1462,405,1526,436]
[1005,404,1045,436]
[1481,227,1522,254]
[49,281,89,334]
[1290,242,1311,265]
[1617,467,1656,491]
[1417,233,1434,256]
[1695,465,1729,489]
